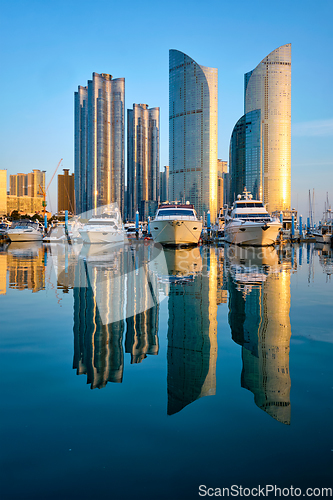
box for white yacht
[150,203,203,246]
[7,220,43,242]
[0,222,9,239]
[43,224,67,243]
[225,190,281,246]
[79,211,125,244]
[312,210,332,244]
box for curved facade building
[169,50,218,221]
[75,72,125,215]
[230,44,291,212]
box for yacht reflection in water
[166,247,218,415]
[72,242,161,389]
[226,245,292,425]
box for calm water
[0,240,332,500]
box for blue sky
[1,0,332,219]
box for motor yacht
[79,211,125,244]
[0,222,9,240]
[150,202,202,246]
[7,220,43,242]
[225,190,281,246]
[311,210,332,244]
[43,224,67,243]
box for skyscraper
[75,72,125,216]
[58,169,75,213]
[217,159,228,214]
[27,169,45,198]
[127,103,160,220]
[0,170,7,215]
[169,50,218,221]
[229,44,291,213]
[7,169,45,214]
[160,165,169,202]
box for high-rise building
[58,169,75,213]
[127,103,160,220]
[74,72,125,216]
[217,160,227,214]
[10,173,27,196]
[229,44,291,212]
[10,170,45,198]
[27,169,45,198]
[169,50,218,221]
[0,170,7,215]
[7,169,45,215]
[160,165,169,203]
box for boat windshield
[234,202,264,208]
[87,220,116,226]
[157,209,195,217]
[91,212,118,219]
[10,221,38,229]
[234,213,270,219]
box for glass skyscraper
[127,104,160,220]
[74,72,125,215]
[229,44,291,212]
[169,50,218,221]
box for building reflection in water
[73,244,126,388]
[72,242,163,389]
[125,242,159,364]
[226,245,292,425]
[5,241,45,293]
[166,247,218,415]
[0,245,8,295]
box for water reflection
[1,240,299,421]
[6,241,45,293]
[73,242,162,387]
[226,245,292,425]
[315,243,333,278]
[125,243,159,364]
[166,247,218,415]
[0,244,7,295]
[73,244,126,388]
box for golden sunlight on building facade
[166,247,217,415]
[230,44,291,212]
[0,170,7,215]
[227,247,292,424]
[169,50,218,221]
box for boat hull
[80,230,125,244]
[312,232,332,244]
[225,221,281,246]
[150,220,202,246]
[8,230,43,242]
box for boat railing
[155,215,197,221]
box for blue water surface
[0,241,332,500]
